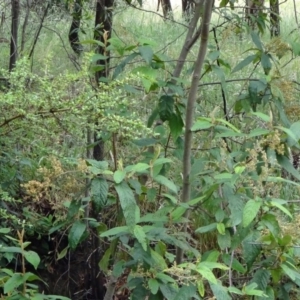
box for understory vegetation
[2,0,300,299]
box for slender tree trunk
[161,0,173,19]
[175,0,214,265]
[270,0,280,36]
[20,0,31,54]
[182,0,195,18]
[245,0,264,29]
[69,0,83,55]
[9,0,20,71]
[84,1,114,300]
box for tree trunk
[175,0,214,264]
[83,1,114,299]
[245,0,264,28]
[160,0,173,19]
[270,0,280,36]
[20,0,31,54]
[69,0,83,55]
[9,0,20,71]
[182,0,194,18]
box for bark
[175,0,214,265]
[270,0,280,36]
[245,0,264,28]
[172,0,205,80]
[28,3,49,60]
[182,0,195,18]
[160,0,173,19]
[9,0,20,71]
[93,0,114,161]
[83,2,114,299]
[20,0,31,53]
[69,0,83,55]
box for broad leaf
[91,177,108,213]
[68,220,86,250]
[153,175,177,194]
[232,54,256,73]
[168,112,183,142]
[243,199,262,227]
[115,181,138,226]
[100,226,129,237]
[158,95,174,122]
[148,278,159,295]
[114,170,126,183]
[277,154,300,180]
[112,52,138,79]
[133,225,147,251]
[24,250,40,270]
[139,45,154,65]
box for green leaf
[244,283,265,296]
[91,177,108,212]
[260,213,280,237]
[4,273,26,293]
[169,113,183,142]
[159,283,178,300]
[0,246,22,254]
[57,246,69,260]
[243,199,262,227]
[114,170,126,184]
[191,118,213,131]
[277,154,300,180]
[91,53,108,62]
[220,0,230,7]
[0,228,10,234]
[288,121,300,146]
[248,128,270,137]
[197,280,205,297]
[132,138,157,147]
[261,52,272,74]
[217,230,231,250]
[67,199,81,220]
[153,158,172,167]
[115,181,138,226]
[158,95,174,122]
[156,272,176,284]
[196,223,217,233]
[270,200,292,218]
[112,52,138,79]
[112,260,125,277]
[24,250,40,270]
[99,247,111,272]
[251,269,270,292]
[170,206,186,221]
[232,54,256,73]
[216,223,225,235]
[100,226,129,237]
[251,111,271,122]
[222,254,246,274]
[139,45,154,65]
[68,220,87,250]
[148,278,159,295]
[210,281,231,300]
[242,231,261,269]
[251,31,263,50]
[153,175,177,194]
[196,266,217,284]
[133,225,147,251]
[228,287,243,295]
[125,163,150,173]
[174,285,197,300]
